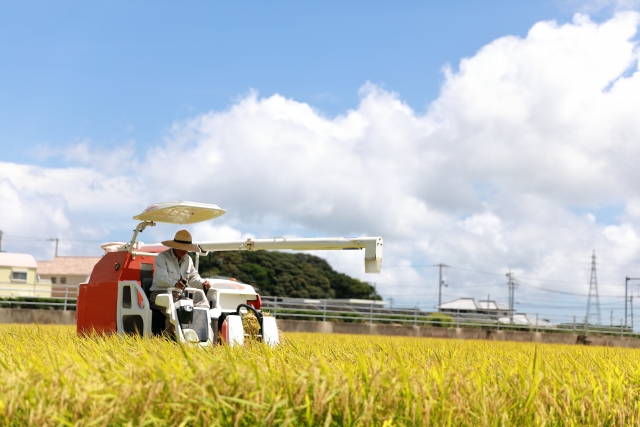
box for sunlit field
[1,325,640,426]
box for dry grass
[0,324,639,426]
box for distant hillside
[195,250,380,300]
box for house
[37,256,101,298]
[436,297,512,318]
[0,252,52,297]
[499,313,554,328]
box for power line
[516,295,620,305]
[447,265,602,286]
[515,279,624,298]
[391,276,625,299]
[453,282,506,289]
[2,236,50,242]
[447,265,504,277]
[443,264,625,288]
[1,234,107,243]
[520,302,621,309]
[513,275,589,285]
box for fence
[0,289,634,338]
[0,284,77,310]
[0,281,56,298]
[260,296,637,338]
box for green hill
[195,251,380,300]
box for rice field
[1,325,640,426]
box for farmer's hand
[175,279,187,290]
[202,280,211,293]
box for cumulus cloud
[1,13,640,316]
[0,178,70,258]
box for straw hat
[162,230,200,252]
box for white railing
[0,288,633,337]
[0,283,78,310]
[0,281,57,297]
[260,296,637,338]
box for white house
[436,298,512,317]
[499,313,554,328]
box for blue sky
[0,0,580,163]
[2,0,640,320]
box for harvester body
[76,201,382,346]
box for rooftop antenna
[585,250,602,326]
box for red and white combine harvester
[77,201,383,346]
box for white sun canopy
[133,201,226,224]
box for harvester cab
[77,201,383,346]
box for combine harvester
[77,201,383,346]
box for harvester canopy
[133,201,226,224]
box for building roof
[0,252,37,269]
[437,297,512,311]
[499,314,555,327]
[477,300,510,311]
[37,256,102,276]
[438,298,478,310]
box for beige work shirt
[150,249,206,292]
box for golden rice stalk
[241,311,283,342]
[241,312,260,336]
[1,324,639,426]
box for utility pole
[586,251,602,326]
[632,294,635,330]
[610,310,613,327]
[436,263,448,312]
[506,269,515,323]
[624,277,640,328]
[0,229,3,252]
[47,238,59,258]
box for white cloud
[0,178,70,259]
[1,13,640,315]
[562,0,640,14]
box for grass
[1,325,640,425]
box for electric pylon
[585,250,602,326]
[506,270,516,323]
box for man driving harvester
[149,230,212,332]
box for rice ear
[241,311,284,342]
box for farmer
[149,229,212,317]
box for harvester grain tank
[77,201,383,346]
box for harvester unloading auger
[77,201,383,346]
